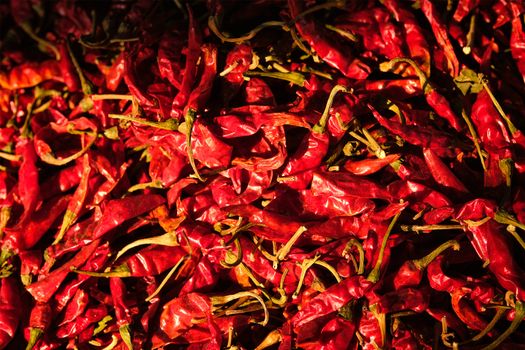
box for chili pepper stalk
[394,240,460,289]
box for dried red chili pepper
[0,277,20,349]
[393,240,460,289]
[288,0,370,79]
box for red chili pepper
[91,194,164,240]
[369,105,457,158]
[106,52,127,91]
[26,302,53,350]
[15,137,39,223]
[420,0,459,76]
[344,154,400,176]
[26,240,103,303]
[171,8,202,117]
[511,4,525,83]
[0,60,63,89]
[393,240,460,289]
[457,201,525,301]
[288,0,370,79]
[292,275,373,329]
[422,148,469,193]
[0,277,20,349]
[451,289,489,332]
[159,292,212,339]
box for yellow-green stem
[313,85,348,134]
[367,210,402,283]
[480,301,524,350]
[412,240,460,269]
[184,109,204,181]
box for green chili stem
[362,128,386,159]
[66,40,92,95]
[119,324,133,350]
[20,23,60,60]
[71,266,130,278]
[369,304,387,348]
[108,114,178,131]
[379,58,431,94]
[183,109,204,182]
[0,151,20,162]
[275,226,307,268]
[367,210,402,283]
[221,239,243,267]
[325,24,358,41]
[313,259,342,283]
[53,210,76,245]
[208,16,285,43]
[211,291,269,326]
[480,78,518,135]
[115,232,178,261]
[460,109,487,171]
[145,256,187,302]
[313,85,348,134]
[463,14,476,55]
[506,226,525,252]
[25,328,44,350]
[289,0,346,24]
[254,329,282,350]
[342,239,365,275]
[480,301,525,350]
[127,180,163,193]
[494,210,525,231]
[493,211,525,251]
[288,26,311,55]
[400,224,464,232]
[100,334,118,350]
[470,306,507,342]
[91,94,134,101]
[412,240,460,270]
[244,71,305,86]
[292,255,320,299]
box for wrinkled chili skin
[0,277,21,349]
[1,0,525,349]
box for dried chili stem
[108,114,178,131]
[342,238,365,275]
[412,240,460,270]
[274,226,307,268]
[146,256,188,302]
[314,84,348,133]
[367,210,402,283]
[208,16,285,43]
[480,301,524,350]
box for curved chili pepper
[420,0,459,76]
[380,58,463,131]
[456,199,525,301]
[26,302,53,350]
[451,289,489,332]
[282,85,346,176]
[288,0,370,79]
[394,240,460,289]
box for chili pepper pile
[1,0,525,349]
